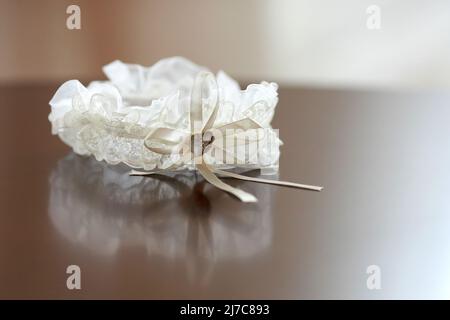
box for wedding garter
[49,57,322,202]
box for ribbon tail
[213,169,323,192]
[129,170,157,176]
[196,163,258,203]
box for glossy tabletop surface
[1,84,449,299]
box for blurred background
[1,0,450,89]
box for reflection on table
[48,153,275,283]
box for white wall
[1,0,450,89]
[260,0,450,89]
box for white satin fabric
[49,57,280,171]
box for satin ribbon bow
[130,71,322,202]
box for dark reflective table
[1,84,449,299]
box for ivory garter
[49,57,322,202]
[49,57,280,171]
